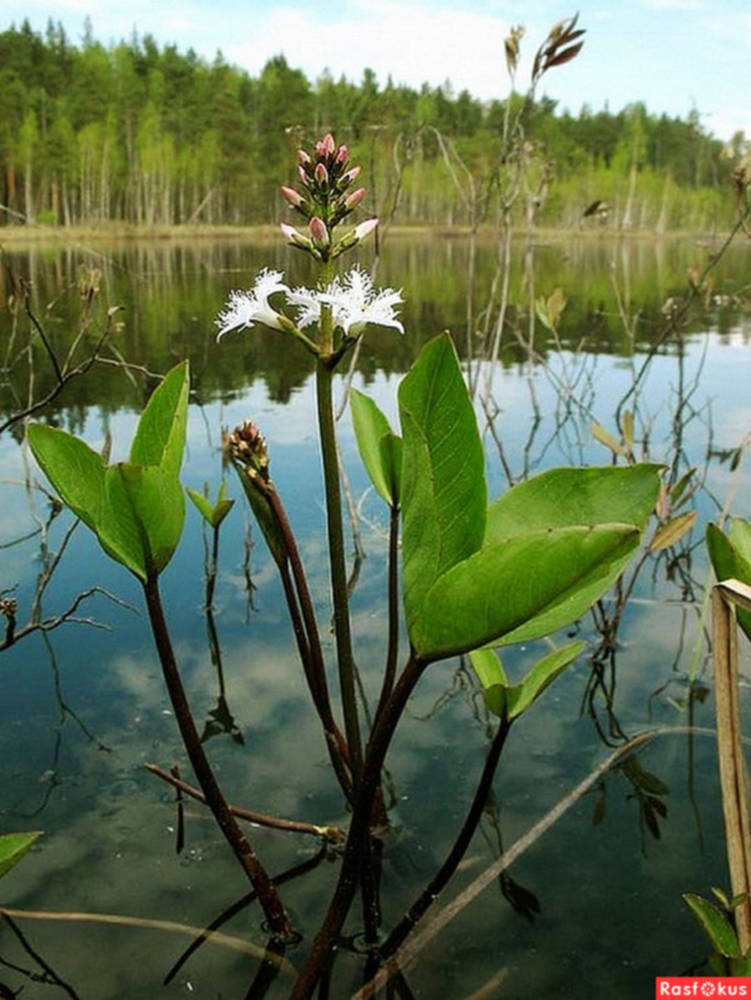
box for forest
[0,18,747,232]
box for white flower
[215,269,290,340]
[324,267,404,336]
[288,267,403,337]
[285,285,323,329]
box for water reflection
[1,235,750,997]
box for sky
[4,0,750,141]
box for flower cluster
[216,266,403,346]
[226,420,271,481]
[280,132,377,262]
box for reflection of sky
[2,243,751,997]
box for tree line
[0,19,746,231]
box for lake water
[1,233,751,999]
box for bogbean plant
[27,134,662,996]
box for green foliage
[130,360,189,476]
[683,892,745,961]
[485,465,661,646]
[399,334,486,643]
[231,467,287,569]
[27,362,189,581]
[0,22,738,229]
[398,334,660,661]
[469,641,584,719]
[706,519,751,640]
[187,482,234,528]
[0,831,42,880]
[350,389,401,508]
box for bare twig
[144,763,345,843]
[0,587,136,652]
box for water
[1,234,751,998]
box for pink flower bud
[335,144,349,165]
[314,163,329,186]
[338,166,361,191]
[322,133,335,157]
[297,149,311,166]
[280,186,304,208]
[354,218,378,242]
[345,187,366,211]
[309,217,330,244]
[280,222,308,247]
[298,165,311,186]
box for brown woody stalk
[712,578,751,952]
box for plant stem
[290,653,428,999]
[265,483,353,801]
[315,358,363,783]
[379,716,512,959]
[142,575,292,938]
[375,505,400,722]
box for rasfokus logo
[656,979,751,997]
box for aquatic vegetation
[19,127,663,996]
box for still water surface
[1,234,751,998]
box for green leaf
[729,518,751,563]
[486,466,660,541]
[350,389,398,507]
[130,361,190,477]
[27,425,105,532]
[399,333,486,641]
[468,647,508,717]
[483,465,660,647]
[683,893,742,958]
[412,524,640,659]
[187,487,214,524]
[0,831,42,880]
[470,641,584,719]
[98,464,185,580]
[187,486,234,528]
[233,467,286,568]
[379,432,403,508]
[505,640,585,718]
[212,498,234,526]
[707,522,751,640]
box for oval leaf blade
[683,893,742,958]
[98,464,185,580]
[399,333,486,642]
[506,639,586,718]
[486,465,661,543]
[413,524,640,660]
[350,388,396,506]
[129,361,190,476]
[27,424,105,532]
[468,647,508,718]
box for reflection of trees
[3,237,749,426]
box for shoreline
[0,222,741,247]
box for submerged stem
[291,653,428,999]
[142,575,292,938]
[380,716,512,958]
